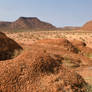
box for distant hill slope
[0,22,11,29]
[57,26,80,31]
[82,20,92,31]
[0,17,56,31]
[63,26,80,30]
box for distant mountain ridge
[0,17,56,31]
[1,17,88,32]
[0,22,11,29]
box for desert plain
[0,17,92,92]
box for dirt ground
[6,30,92,85]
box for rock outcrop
[0,32,23,60]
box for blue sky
[0,0,92,27]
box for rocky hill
[0,17,56,31]
[82,20,92,31]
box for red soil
[0,51,87,92]
[0,33,91,92]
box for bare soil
[0,30,92,92]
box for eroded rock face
[0,32,23,60]
[0,51,87,92]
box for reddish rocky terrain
[0,33,92,92]
[0,32,92,92]
[6,30,92,83]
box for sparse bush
[85,53,92,59]
[86,85,92,92]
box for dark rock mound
[0,32,23,60]
[30,52,63,75]
[0,51,87,92]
